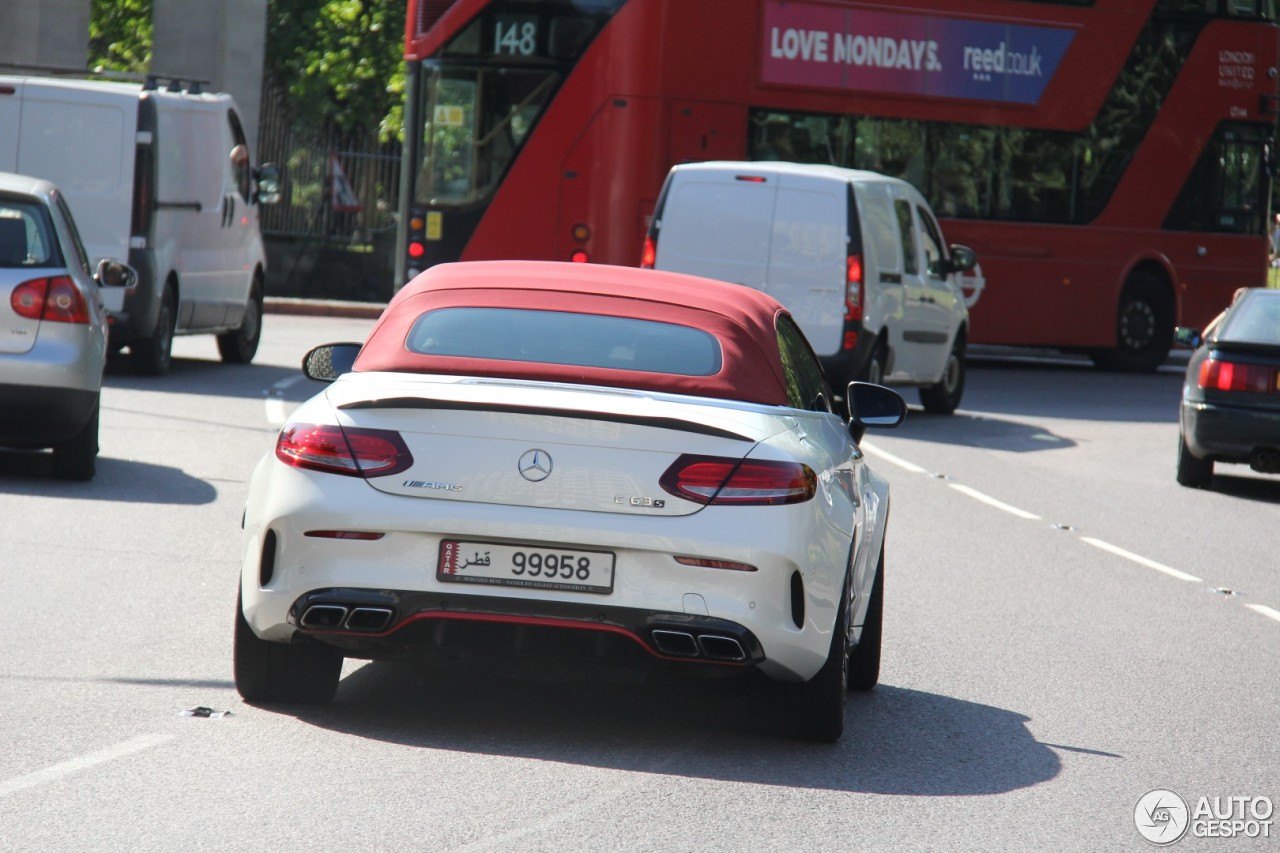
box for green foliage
[265,0,408,141]
[87,0,406,141]
[88,0,153,73]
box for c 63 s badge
[616,496,665,508]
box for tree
[87,0,406,141]
[264,0,407,141]
[88,0,153,74]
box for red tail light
[845,254,864,322]
[640,235,656,269]
[276,423,412,478]
[1198,357,1278,393]
[660,455,816,505]
[10,276,89,324]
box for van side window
[228,110,252,203]
[864,195,901,276]
[894,199,918,275]
[916,204,946,278]
[776,315,832,412]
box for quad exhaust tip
[650,629,745,661]
[299,604,394,633]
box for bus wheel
[1090,272,1173,373]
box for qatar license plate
[438,540,615,594]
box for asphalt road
[0,313,1276,852]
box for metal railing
[256,81,401,245]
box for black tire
[793,574,851,743]
[919,334,966,414]
[848,549,883,691]
[234,590,343,705]
[217,279,263,364]
[860,343,886,386]
[1090,273,1173,373]
[1176,429,1214,489]
[132,284,176,376]
[51,395,99,481]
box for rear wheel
[848,549,883,691]
[1176,429,1214,489]
[132,283,176,376]
[919,334,966,414]
[217,278,263,364]
[1090,273,1173,373]
[234,590,342,705]
[792,574,850,743]
[860,343,886,386]
[51,395,99,481]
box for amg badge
[403,480,462,491]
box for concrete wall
[0,0,91,70]
[152,0,268,157]
[0,0,266,159]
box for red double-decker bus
[398,0,1278,370]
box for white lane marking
[1080,537,1202,583]
[0,733,174,798]
[947,483,1041,520]
[265,375,307,427]
[1244,604,1280,624]
[860,441,928,474]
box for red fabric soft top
[353,261,792,405]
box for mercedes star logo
[518,449,553,482]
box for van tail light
[10,276,89,324]
[276,423,413,478]
[640,235,656,269]
[1197,357,1278,393]
[845,254,864,322]
[659,455,816,505]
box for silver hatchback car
[0,172,135,480]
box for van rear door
[0,81,21,171]
[767,172,847,357]
[10,81,135,314]
[651,167,773,290]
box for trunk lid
[323,374,794,517]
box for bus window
[1165,123,1270,234]
[421,67,557,204]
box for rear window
[0,202,59,268]
[1220,291,1280,345]
[405,307,723,376]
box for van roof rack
[143,75,210,95]
[0,63,210,93]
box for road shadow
[960,357,1185,424]
[1201,470,1280,505]
[897,408,1077,453]
[275,662,1064,796]
[0,453,218,504]
[105,355,320,404]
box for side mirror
[1173,326,1203,349]
[945,244,977,275]
[95,258,138,288]
[303,342,362,382]
[255,163,282,205]
[846,381,907,443]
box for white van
[0,74,280,375]
[643,161,976,413]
